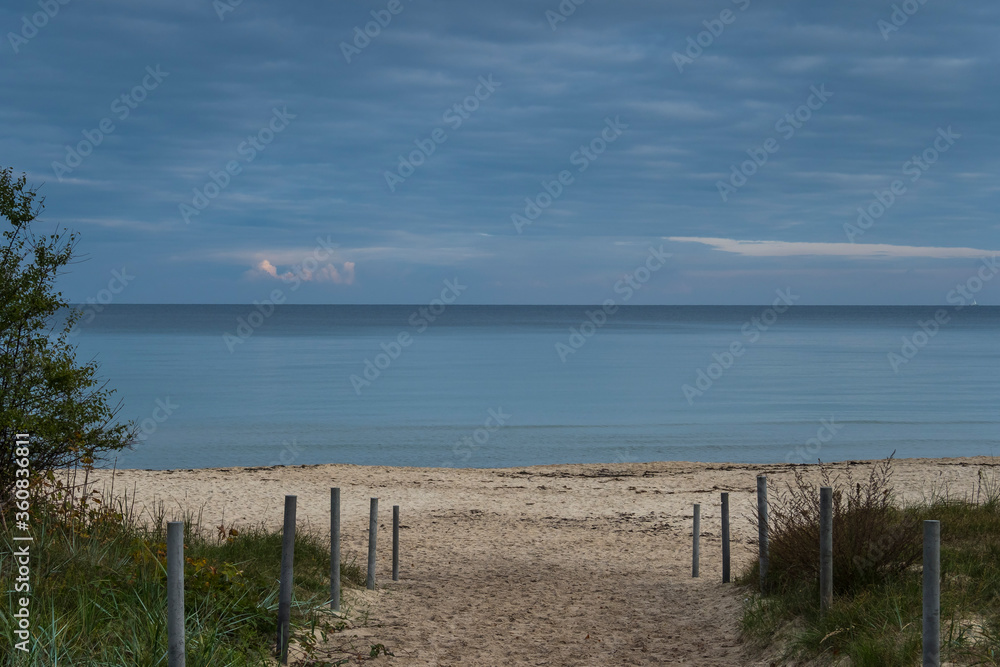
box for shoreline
[99,452,1000,474]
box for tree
[0,167,136,503]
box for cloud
[311,261,356,285]
[668,237,999,260]
[255,259,279,278]
[244,259,356,285]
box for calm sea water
[69,305,1000,470]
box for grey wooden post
[330,488,340,612]
[277,495,296,664]
[923,520,941,667]
[757,475,769,593]
[392,505,400,581]
[820,487,833,613]
[367,498,378,590]
[167,521,185,667]
[692,503,700,578]
[721,492,731,584]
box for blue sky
[3,0,998,304]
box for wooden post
[820,487,833,613]
[392,505,400,581]
[721,492,730,584]
[330,488,341,612]
[692,503,700,578]
[757,476,769,593]
[277,496,296,664]
[923,520,941,667]
[167,521,185,667]
[367,498,378,590]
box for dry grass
[750,454,921,595]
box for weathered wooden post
[923,520,941,667]
[277,495,296,664]
[392,505,400,581]
[820,487,833,613]
[721,492,731,584]
[692,503,700,578]
[167,521,185,667]
[367,498,378,590]
[757,475,769,593]
[330,488,341,612]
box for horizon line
[63,303,988,308]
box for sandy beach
[91,456,996,666]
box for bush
[751,455,921,595]
[1,166,137,504]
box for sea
[67,305,1000,470]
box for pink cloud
[244,259,355,285]
[256,259,278,278]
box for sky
[2,0,998,305]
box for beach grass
[1,484,368,666]
[738,462,1000,666]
